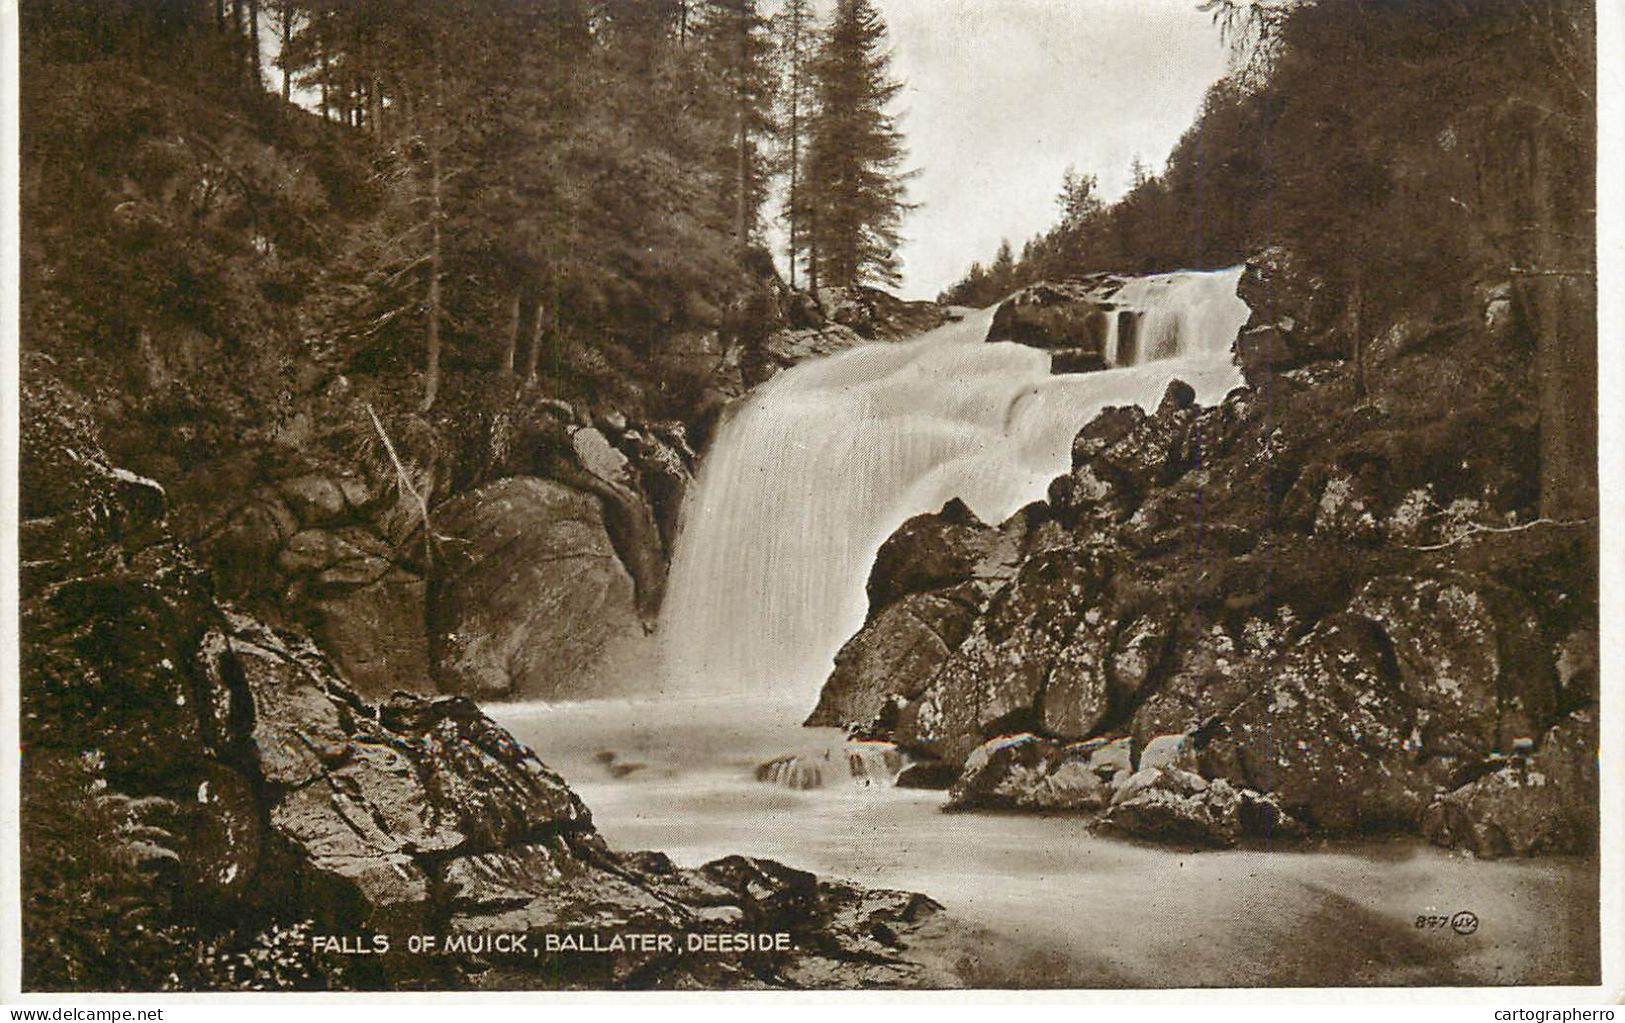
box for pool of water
[494,695,1600,988]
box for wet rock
[1101,766,1302,848]
[808,593,974,730]
[430,477,640,699]
[620,423,694,552]
[865,499,998,615]
[893,759,960,789]
[987,280,1121,357]
[947,734,1125,812]
[1137,733,1198,774]
[1422,709,1599,857]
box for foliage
[941,0,1595,334]
[21,750,346,992]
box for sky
[872,0,1234,299]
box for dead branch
[365,402,435,570]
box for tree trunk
[500,288,522,377]
[1528,122,1597,520]
[786,95,799,287]
[734,12,749,249]
[524,302,546,384]
[807,206,820,295]
[370,74,385,140]
[319,51,330,121]
[421,65,445,412]
[280,5,292,102]
[231,0,245,79]
[248,0,262,87]
[1349,274,1365,400]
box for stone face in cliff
[429,477,640,700]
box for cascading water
[658,267,1251,700]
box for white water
[659,267,1251,699]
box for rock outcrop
[21,451,960,990]
[985,277,1126,373]
[811,263,1598,855]
[199,396,687,702]
[805,499,1022,731]
[429,477,641,700]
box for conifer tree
[803,0,912,290]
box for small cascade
[660,267,1251,701]
[756,741,909,790]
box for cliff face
[810,260,1598,855]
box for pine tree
[803,0,912,290]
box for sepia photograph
[2,0,1614,999]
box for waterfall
[658,267,1251,700]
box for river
[496,695,1599,988]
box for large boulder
[1100,766,1302,848]
[946,733,1129,812]
[1200,614,1431,833]
[808,499,1023,731]
[1346,573,1557,758]
[986,280,1124,367]
[429,477,640,699]
[863,499,1000,614]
